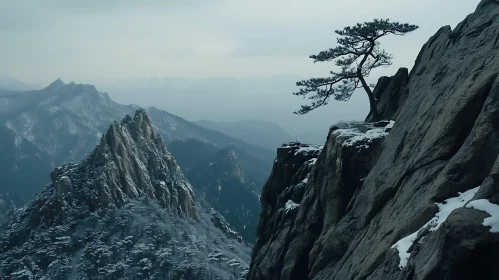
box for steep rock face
[48,109,197,218]
[366,68,409,122]
[249,1,499,279]
[0,110,250,279]
[249,124,390,280]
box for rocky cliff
[248,1,499,279]
[0,110,250,279]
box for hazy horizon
[0,0,480,142]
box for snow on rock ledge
[281,142,324,157]
[331,120,394,150]
[249,121,391,280]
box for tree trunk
[358,73,380,122]
[356,43,380,122]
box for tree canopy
[293,19,418,121]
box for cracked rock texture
[248,1,499,279]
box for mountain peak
[131,107,152,126]
[45,78,65,91]
[115,108,159,150]
[44,79,101,94]
[46,109,197,221]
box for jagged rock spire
[48,109,197,220]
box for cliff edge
[248,1,499,279]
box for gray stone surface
[365,68,409,122]
[248,1,499,279]
[249,123,389,280]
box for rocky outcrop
[366,68,409,122]
[0,110,250,279]
[249,123,390,280]
[249,1,499,279]
[48,109,197,219]
[210,209,244,243]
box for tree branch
[293,19,418,117]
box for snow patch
[386,120,395,129]
[332,128,363,138]
[392,186,480,269]
[282,143,323,156]
[293,145,323,156]
[332,121,394,149]
[284,200,300,213]
[466,199,499,232]
[342,128,388,148]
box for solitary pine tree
[293,19,418,121]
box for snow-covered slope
[0,109,250,279]
[1,79,135,162]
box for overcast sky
[0,0,480,141]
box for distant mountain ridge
[195,119,294,150]
[147,108,275,165]
[0,79,274,207]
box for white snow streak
[392,187,480,269]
